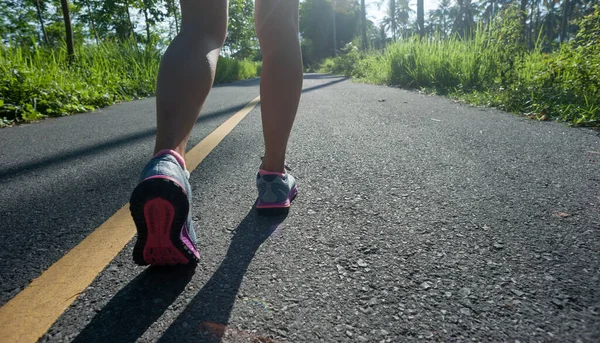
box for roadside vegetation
[1,0,597,127]
[0,0,260,126]
[319,6,599,127]
[0,43,259,125]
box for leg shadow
[71,265,195,343]
[157,209,287,343]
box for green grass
[320,6,599,127]
[215,56,261,84]
[0,41,260,126]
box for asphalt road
[1,74,599,342]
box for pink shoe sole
[130,177,199,266]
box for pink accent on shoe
[258,169,286,178]
[154,149,187,170]
[143,175,187,195]
[180,224,200,259]
[256,199,291,209]
[256,186,298,209]
[142,198,191,265]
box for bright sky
[367,0,441,25]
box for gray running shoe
[129,149,199,266]
[256,169,298,215]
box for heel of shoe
[256,186,298,216]
[130,177,197,266]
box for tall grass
[215,56,261,84]
[320,6,599,127]
[0,41,260,125]
[383,30,503,92]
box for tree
[560,0,569,41]
[332,0,337,54]
[0,1,39,45]
[361,0,367,49]
[417,0,424,38]
[300,0,359,64]
[381,0,413,40]
[520,0,528,44]
[136,0,166,44]
[382,0,397,41]
[396,0,414,37]
[528,0,542,47]
[431,0,454,36]
[88,0,137,41]
[478,0,511,25]
[124,0,136,41]
[81,0,100,44]
[542,0,561,43]
[60,0,75,58]
[453,0,476,38]
[372,22,388,48]
[226,0,256,59]
[33,0,50,44]
[140,0,152,42]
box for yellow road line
[0,96,260,343]
[186,97,260,171]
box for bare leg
[154,0,229,157]
[255,0,303,173]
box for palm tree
[431,0,453,37]
[367,19,384,48]
[478,0,511,25]
[395,0,414,38]
[378,23,387,48]
[425,9,436,35]
[379,0,397,41]
[560,0,569,42]
[453,0,476,38]
[332,0,337,54]
[529,0,542,47]
[520,0,529,46]
[379,0,413,41]
[564,0,596,36]
[361,0,367,49]
[417,0,424,38]
[542,0,561,43]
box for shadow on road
[157,209,286,343]
[1,75,346,182]
[71,265,196,343]
[215,73,343,87]
[0,104,246,181]
[301,76,347,94]
[303,73,343,80]
[71,208,285,343]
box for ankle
[260,160,285,173]
[260,165,285,173]
[153,149,187,170]
[260,163,285,174]
[260,154,286,173]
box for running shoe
[256,169,298,215]
[129,149,199,266]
